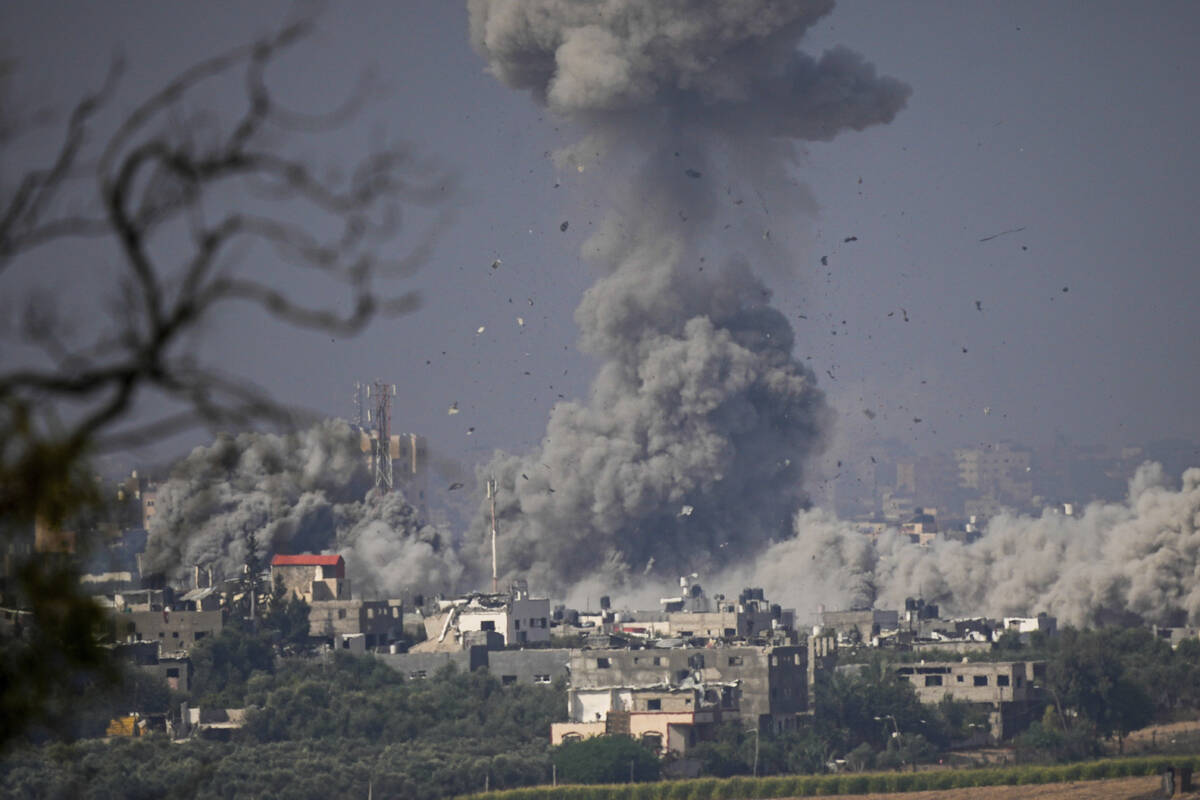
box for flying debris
[843,235,858,243]
[476,326,486,334]
[820,255,828,266]
[517,317,525,327]
[975,300,983,311]
[466,427,475,435]
[901,308,909,322]
[983,406,992,415]
[685,168,702,179]
[679,505,694,517]
[913,417,922,423]
[491,259,502,270]
[448,482,464,491]
[978,225,1026,242]
[466,0,910,593]
[863,409,876,419]
[559,221,569,232]
[447,402,460,415]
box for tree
[551,735,660,784]
[0,17,449,748]
[262,574,311,653]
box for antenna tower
[371,381,396,492]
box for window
[166,668,179,678]
[194,631,206,640]
[534,674,551,684]
[688,654,705,669]
[410,670,427,679]
[481,620,495,631]
[641,732,662,749]
[997,675,1010,687]
[515,619,521,629]
[724,628,736,637]
[1015,676,1023,687]
[596,657,610,669]
[171,631,179,638]
[973,675,988,686]
[647,699,661,711]
[956,675,964,682]
[338,609,346,619]
[728,656,744,666]
[924,675,943,687]
[502,675,517,686]
[653,657,663,666]
[562,733,582,743]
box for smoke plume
[143,420,462,597]
[726,463,1200,627]
[466,0,909,593]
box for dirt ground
[776,774,1180,799]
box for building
[552,685,730,755]
[416,582,551,649]
[564,642,812,734]
[821,608,900,643]
[270,554,350,602]
[894,659,1044,739]
[308,599,403,649]
[110,608,222,654]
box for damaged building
[894,659,1045,739]
[412,580,550,651]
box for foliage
[187,625,276,708]
[0,14,449,750]
[551,736,660,784]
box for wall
[115,609,222,653]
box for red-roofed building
[270,553,349,602]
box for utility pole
[487,477,498,593]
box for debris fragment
[975,300,983,311]
[1062,286,1069,293]
[491,259,502,270]
[685,168,702,179]
[978,226,1026,242]
[825,369,837,381]
[901,308,909,322]
[961,346,968,353]
[863,409,876,419]
[843,235,858,243]
[476,326,486,334]
[983,407,991,415]
[448,482,464,491]
[820,255,828,266]
[560,221,569,232]
[447,402,460,415]
[467,427,475,435]
[913,417,922,423]
[521,473,529,480]
[679,505,694,516]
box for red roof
[270,554,344,567]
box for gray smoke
[466,0,909,594]
[729,463,1200,627]
[143,420,462,597]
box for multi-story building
[270,553,351,602]
[417,582,551,649]
[894,659,1044,739]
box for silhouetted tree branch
[0,18,453,749]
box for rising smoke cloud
[143,419,462,597]
[719,463,1200,627]
[466,0,910,594]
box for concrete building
[552,685,730,755]
[270,554,350,602]
[894,659,1044,739]
[308,598,402,649]
[417,582,551,649]
[565,643,811,734]
[821,608,900,643]
[111,608,222,654]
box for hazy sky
[4,0,1199,500]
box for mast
[487,477,498,593]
